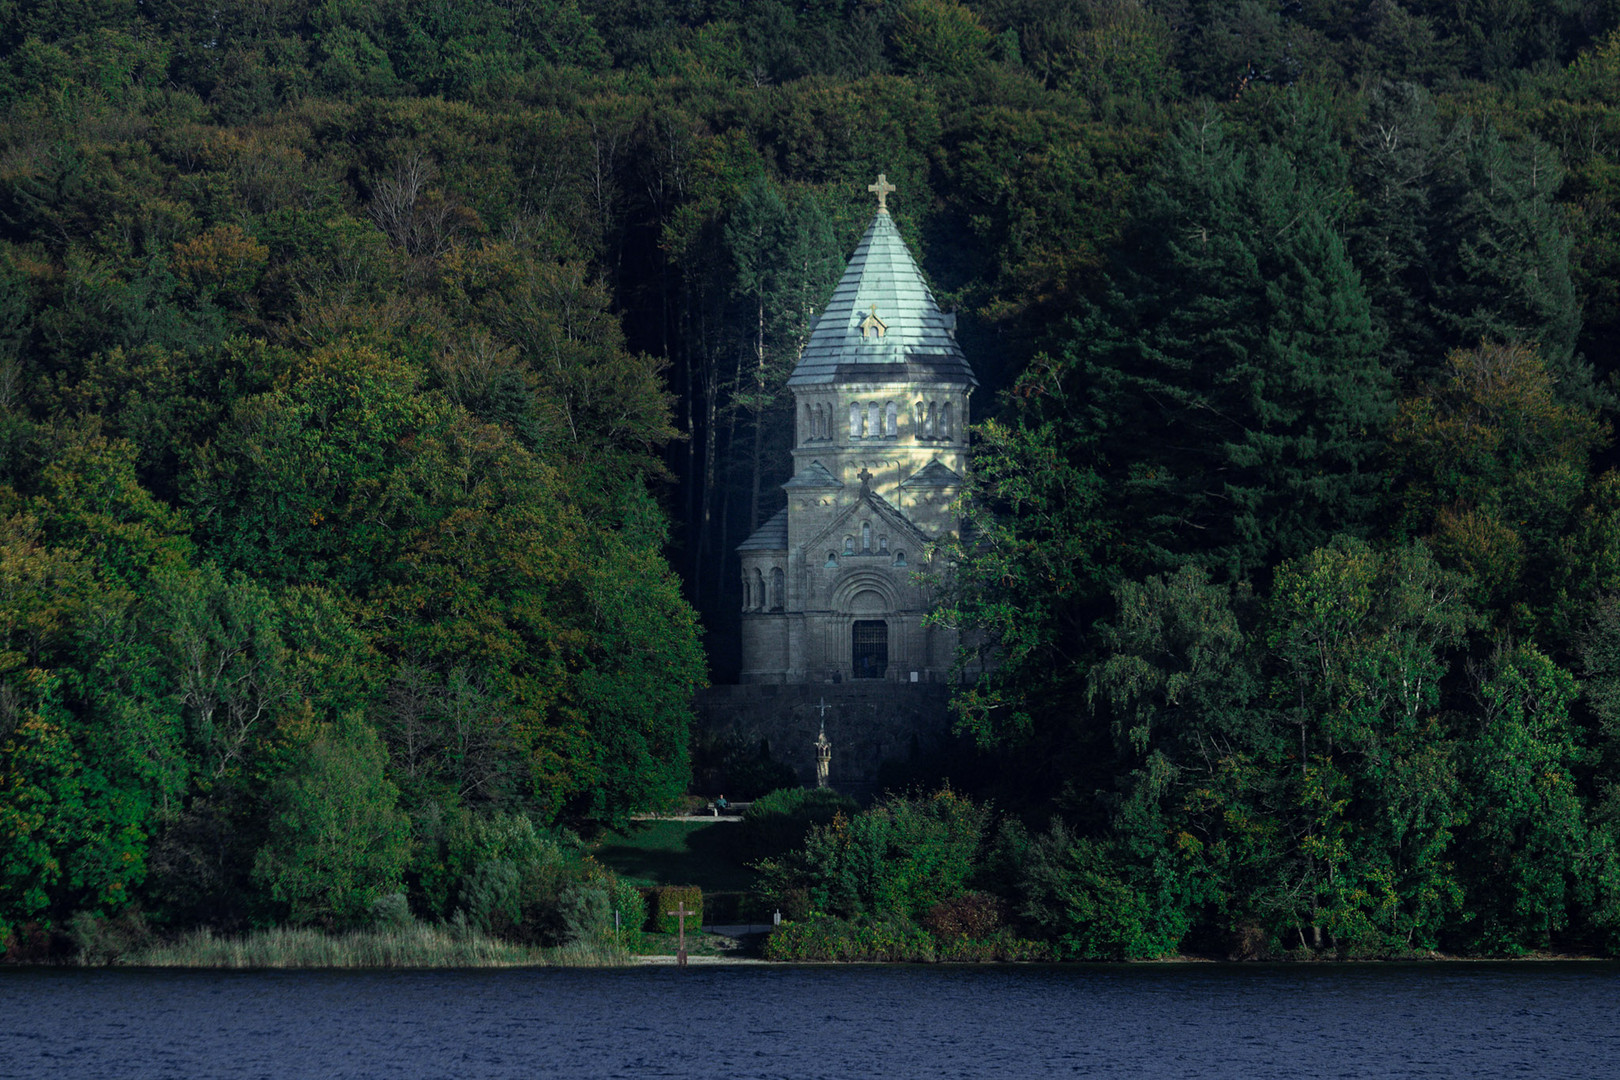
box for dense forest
[5,0,1620,960]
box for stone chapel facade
[737,176,977,684]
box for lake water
[3,962,1617,1079]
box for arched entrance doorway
[852,620,888,679]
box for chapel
[737,175,976,684]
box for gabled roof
[782,460,845,490]
[801,487,931,556]
[899,458,964,488]
[787,209,977,389]
[736,508,788,553]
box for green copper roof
[782,460,845,489]
[736,508,788,552]
[899,458,964,488]
[787,210,976,389]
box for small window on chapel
[844,536,855,556]
[861,522,872,552]
[894,550,907,567]
[826,551,839,568]
[879,535,889,553]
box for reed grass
[121,925,632,969]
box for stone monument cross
[868,173,896,212]
[857,466,873,495]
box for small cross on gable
[859,304,887,339]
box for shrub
[559,877,645,952]
[369,892,413,930]
[935,929,1054,963]
[1016,820,1180,960]
[650,885,703,933]
[763,914,937,962]
[252,719,411,929]
[408,807,645,948]
[923,891,1004,941]
[756,787,990,923]
[736,787,858,863]
[459,859,523,937]
[68,909,154,965]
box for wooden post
[675,902,692,968]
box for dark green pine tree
[1071,108,1393,583]
[1433,124,1585,395]
[1350,80,1452,384]
[1350,84,1587,398]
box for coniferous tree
[1072,106,1392,582]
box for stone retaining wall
[691,683,955,802]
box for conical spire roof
[786,200,976,389]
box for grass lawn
[591,820,757,893]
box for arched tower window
[866,402,879,438]
[849,402,861,439]
[894,550,907,567]
[825,551,838,568]
[884,401,898,437]
[844,536,855,555]
[861,521,872,552]
[914,400,925,432]
[941,401,953,440]
[753,568,765,610]
[924,401,936,438]
[770,567,785,611]
[879,535,889,553]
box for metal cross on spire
[868,173,896,212]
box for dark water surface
[3,962,1617,1079]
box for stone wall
[692,682,955,802]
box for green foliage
[1017,824,1171,960]
[1267,537,1476,951]
[762,913,941,962]
[651,884,703,934]
[736,786,859,864]
[1391,341,1605,633]
[1072,104,1393,581]
[252,718,412,929]
[1458,645,1589,953]
[756,787,990,923]
[929,398,1115,748]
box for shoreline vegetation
[54,926,1620,970]
[117,926,633,970]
